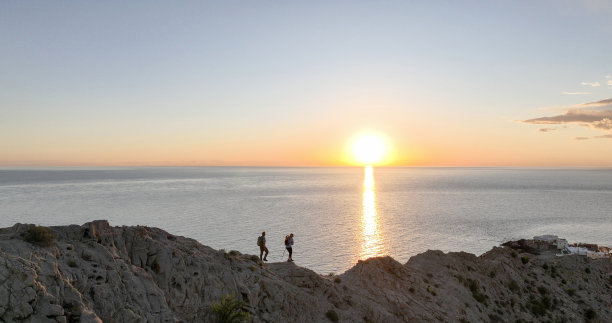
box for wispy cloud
[581,81,600,87]
[521,98,612,131]
[594,134,612,139]
[537,128,555,132]
[563,91,590,95]
[574,137,589,140]
[608,80,612,87]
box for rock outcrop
[0,221,610,322]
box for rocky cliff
[0,221,610,322]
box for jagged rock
[0,221,610,322]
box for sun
[351,133,388,165]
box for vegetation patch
[465,278,488,305]
[584,308,596,321]
[23,225,55,247]
[507,280,520,293]
[325,309,339,322]
[520,256,529,264]
[210,294,251,323]
[526,295,551,316]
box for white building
[533,235,569,250]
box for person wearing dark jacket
[258,231,268,261]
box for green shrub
[67,260,78,268]
[24,225,55,247]
[229,250,239,256]
[507,280,520,293]
[408,287,415,293]
[325,309,339,322]
[334,277,341,284]
[466,279,488,304]
[537,286,547,295]
[210,294,251,323]
[520,256,529,264]
[527,296,551,316]
[510,251,517,258]
[584,267,591,274]
[566,289,575,296]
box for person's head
[262,231,266,236]
[290,233,294,237]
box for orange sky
[2,2,612,167]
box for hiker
[257,231,268,261]
[285,233,294,262]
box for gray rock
[0,221,610,322]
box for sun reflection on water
[359,165,387,260]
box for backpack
[284,235,289,246]
[257,236,263,246]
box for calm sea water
[1,167,611,274]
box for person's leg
[259,247,264,260]
[288,247,293,261]
[263,246,268,261]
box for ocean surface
[1,167,611,274]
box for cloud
[563,91,590,95]
[606,75,611,79]
[537,128,555,132]
[581,98,612,107]
[521,98,612,131]
[594,134,612,139]
[574,137,589,140]
[608,80,612,87]
[581,81,600,87]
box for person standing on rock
[285,233,294,262]
[257,231,268,261]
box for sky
[1,1,612,166]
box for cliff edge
[0,221,610,322]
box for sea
[1,167,611,274]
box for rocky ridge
[0,221,610,322]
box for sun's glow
[352,133,388,165]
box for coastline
[1,221,610,322]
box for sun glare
[352,133,388,165]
